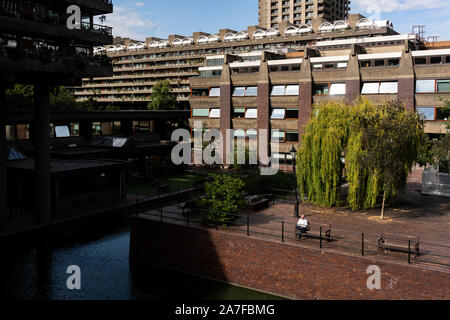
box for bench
[295,223,332,242]
[179,199,196,215]
[378,232,420,258]
[244,198,270,211]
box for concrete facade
[258,0,351,29]
[189,44,450,160]
[74,14,398,107]
[0,0,114,232]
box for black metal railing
[135,203,450,269]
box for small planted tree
[356,102,424,219]
[198,174,246,224]
[148,80,177,110]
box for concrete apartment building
[74,14,397,109]
[189,36,450,164]
[0,0,114,232]
[258,0,351,29]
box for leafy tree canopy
[147,80,177,111]
[197,174,246,224]
[5,84,120,112]
[297,99,424,217]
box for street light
[290,145,299,218]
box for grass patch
[127,173,205,196]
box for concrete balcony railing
[0,47,112,84]
[0,13,113,45]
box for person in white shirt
[296,215,309,239]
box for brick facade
[130,218,450,300]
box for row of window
[414,56,450,66]
[360,59,399,68]
[192,107,299,120]
[417,107,450,121]
[5,121,155,141]
[416,80,450,94]
[193,128,299,143]
[192,82,400,98]
[192,80,450,98]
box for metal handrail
[136,203,450,268]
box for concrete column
[79,120,92,142]
[257,58,270,162]
[398,50,415,111]
[121,119,133,136]
[0,83,7,231]
[34,84,52,223]
[220,59,232,165]
[345,54,361,104]
[298,58,313,140]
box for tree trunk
[381,190,386,220]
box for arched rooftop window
[298,24,312,34]
[197,35,208,44]
[115,45,126,52]
[333,21,349,30]
[127,43,137,51]
[94,47,106,55]
[284,26,298,35]
[182,38,193,46]
[236,31,249,40]
[319,22,333,32]
[157,40,169,48]
[107,45,116,53]
[265,28,280,37]
[207,34,220,43]
[356,18,374,29]
[172,38,183,46]
[224,32,236,42]
[149,41,159,48]
[253,29,265,39]
[136,43,146,50]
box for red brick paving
[143,168,450,272]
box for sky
[99,0,450,41]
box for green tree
[5,84,34,111]
[356,102,424,219]
[50,86,77,111]
[197,174,246,224]
[147,80,177,110]
[297,99,424,219]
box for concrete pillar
[398,50,415,111]
[345,54,361,105]
[79,120,92,142]
[34,84,52,223]
[220,58,232,165]
[298,58,313,140]
[257,58,270,162]
[121,119,133,136]
[0,83,7,231]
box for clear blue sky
[101,0,450,41]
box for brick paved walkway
[141,168,450,272]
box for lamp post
[290,145,299,218]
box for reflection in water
[0,216,283,300]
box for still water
[0,215,283,300]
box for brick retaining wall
[130,217,449,300]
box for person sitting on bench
[296,215,309,239]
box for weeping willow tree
[297,99,424,217]
[297,102,352,207]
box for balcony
[59,0,113,14]
[0,7,113,45]
[0,46,112,85]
